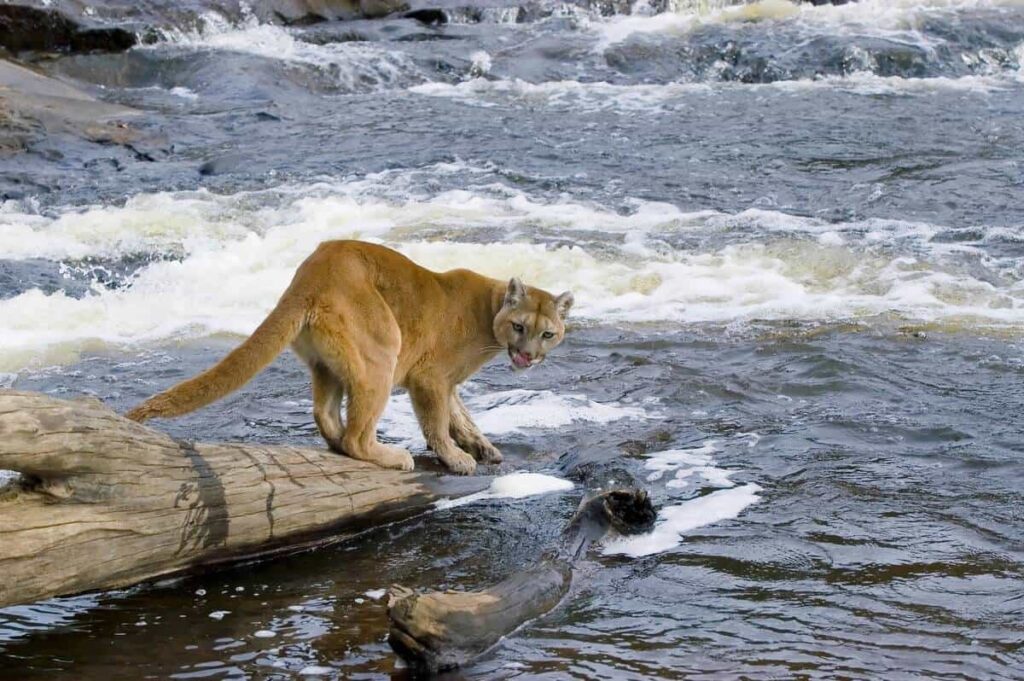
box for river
[1,0,1023,678]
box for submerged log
[387,487,657,674]
[0,390,490,609]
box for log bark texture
[0,390,489,609]
[386,487,657,674]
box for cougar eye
[512,322,525,333]
[542,331,555,340]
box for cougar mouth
[509,348,532,369]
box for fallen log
[0,390,490,609]
[387,487,657,674]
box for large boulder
[260,0,410,23]
[0,1,417,33]
[0,58,140,152]
[0,4,136,54]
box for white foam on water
[0,188,278,261]
[434,472,574,510]
[603,483,763,557]
[488,472,575,497]
[469,50,492,77]
[411,71,1008,113]
[299,666,335,676]
[769,71,1014,95]
[364,589,386,601]
[208,610,230,620]
[594,0,797,49]
[378,389,652,447]
[155,11,422,92]
[253,629,277,638]
[642,442,739,489]
[169,86,200,100]
[594,0,1024,48]
[643,441,720,482]
[768,71,1018,95]
[604,439,762,557]
[0,171,692,261]
[410,78,713,112]
[2,166,1023,372]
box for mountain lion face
[493,277,573,370]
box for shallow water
[2,0,1024,678]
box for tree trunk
[0,390,490,609]
[386,488,657,674]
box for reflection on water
[2,0,1024,677]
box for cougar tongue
[512,351,531,368]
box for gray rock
[0,4,136,54]
[359,0,409,19]
[0,58,140,155]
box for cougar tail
[125,297,305,422]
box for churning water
[2,0,1024,678]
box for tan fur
[125,240,573,475]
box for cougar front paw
[474,441,503,464]
[438,448,477,475]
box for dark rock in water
[300,28,368,44]
[0,5,136,55]
[199,152,251,176]
[395,32,461,41]
[577,0,640,17]
[259,0,407,23]
[359,0,410,19]
[0,0,413,39]
[273,10,329,25]
[264,0,355,24]
[404,8,447,25]
[0,0,694,42]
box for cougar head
[493,277,574,370]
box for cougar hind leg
[311,363,345,454]
[307,303,414,472]
[341,364,414,472]
[294,332,346,454]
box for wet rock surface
[0,4,136,54]
[0,58,139,143]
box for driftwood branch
[386,488,657,674]
[0,390,489,609]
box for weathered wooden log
[386,487,656,674]
[0,390,490,609]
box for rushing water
[2,0,1024,678]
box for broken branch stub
[386,488,656,674]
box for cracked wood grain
[0,390,491,609]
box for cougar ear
[555,291,574,319]
[505,277,526,308]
